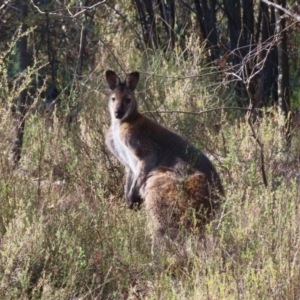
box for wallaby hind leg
[144,168,212,260]
[144,169,178,257]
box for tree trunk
[193,0,207,42]
[259,1,278,107]
[11,0,28,167]
[157,0,175,50]
[274,0,290,142]
[143,0,159,48]
[223,0,242,65]
[134,0,154,48]
[242,0,254,46]
[168,0,175,51]
[194,0,219,61]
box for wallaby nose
[115,109,124,119]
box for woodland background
[0,0,300,299]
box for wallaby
[105,70,223,213]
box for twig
[69,2,106,18]
[143,106,252,115]
[261,0,300,22]
[245,94,268,187]
[30,0,106,18]
[98,36,127,73]
[0,0,20,12]
[246,108,268,187]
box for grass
[1,36,300,299]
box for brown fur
[144,167,218,256]
[105,70,224,259]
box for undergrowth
[0,33,300,300]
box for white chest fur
[112,122,138,174]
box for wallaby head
[105,70,139,121]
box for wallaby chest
[111,122,138,174]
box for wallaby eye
[125,98,131,104]
[111,97,115,102]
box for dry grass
[1,32,300,299]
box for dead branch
[235,35,272,188]
[144,106,252,115]
[30,0,106,18]
[261,0,300,22]
[246,105,268,187]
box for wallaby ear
[106,70,121,90]
[126,72,139,91]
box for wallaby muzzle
[115,109,124,119]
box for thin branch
[245,90,268,188]
[261,0,300,22]
[68,1,107,18]
[30,0,106,18]
[0,0,20,12]
[105,2,143,44]
[143,106,252,115]
[227,32,272,188]
[247,109,268,187]
[97,37,126,73]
